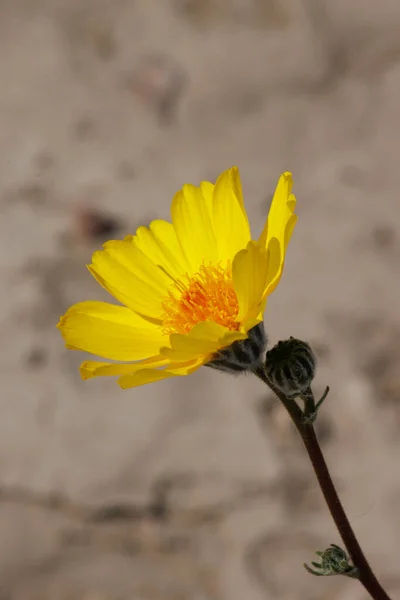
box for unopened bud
[264,337,316,396]
[304,544,359,578]
[206,322,266,374]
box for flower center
[161,262,240,335]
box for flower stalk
[254,361,392,600]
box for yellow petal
[171,184,218,273]
[285,213,298,249]
[200,181,215,215]
[118,359,203,389]
[219,330,248,346]
[258,172,297,300]
[241,315,264,334]
[262,237,283,298]
[130,220,186,281]
[119,368,177,388]
[89,240,172,321]
[161,321,232,361]
[259,172,296,251]
[212,167,251,263]
[80,355,168,379]
[57,301,165,361]
[232,241,269,323]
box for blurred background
[1,0,400,598]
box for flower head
[57,167,297,388]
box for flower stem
[299,424,391,600]
[254,367,391,600]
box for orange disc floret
[161,262,240,335]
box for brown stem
[300,424,391,600]
[254,367,391,600]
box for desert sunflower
[57,167,296,388]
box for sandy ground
[1,0,400,598]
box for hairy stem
[300,424,391,600]
[254,367,391,600]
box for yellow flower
[57,167,297,389]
